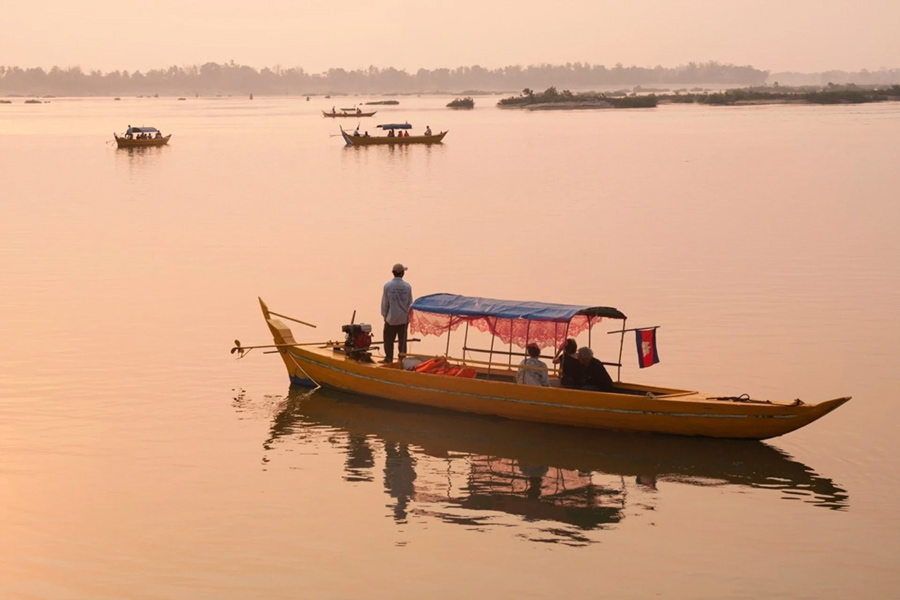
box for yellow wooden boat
[114,126,170,148]
[245,295,849,440]
[341,123,447,146]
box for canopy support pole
[462,321,470,364]
[616,317,627,381]
[508,319,514,368]
[588,316,593,348]
[487,318,496,378]
[445,316,452,357]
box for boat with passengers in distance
[341,123,447,146]
[114,126,171,148]
[235,295,850,440]
[323,108,377,118]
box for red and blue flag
[636,328,660,368]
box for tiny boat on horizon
[323,108,377,118]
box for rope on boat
[707,395,806,406]
[707,394,771,404]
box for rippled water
[1,96,898,598]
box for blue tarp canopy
[376,123,412,130]
[411,293,626,322]
[126,126,159,134]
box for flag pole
[606,325,661,334]
[616,318,626,381]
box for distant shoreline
[497,85,900,110]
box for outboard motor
[341,322,373,360]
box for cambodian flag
[636,328,660,368]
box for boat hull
[114,134,171,148]
[342,129,447,146]
[260,301,849,440]
[323,110,377,117]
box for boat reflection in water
[240,387,848,543]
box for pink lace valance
[409,311,601,351]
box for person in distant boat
[424,125,432,136]
[353,127,360,136]
[125,125,133,139]
[516,343,550,387]
[553,338,582,388]
[381,263,412,364]
[332,106,336,115]
[155,131,162,138]
[403,131,410,138]
[387,129,395,138]
[356,107,361,115]
[577,347,615,392]
[364,131,370,137]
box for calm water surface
[1,96,899,599]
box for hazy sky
[3,0,898,74]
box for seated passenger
[577,347,615,392]
[155,131,162,138]
[424,126,432,136]
[553,338,582,388]
[403,131,410,137]
[388,129,395,137]
[364,131,370,137]
[516,344,550,387]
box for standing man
[381,263,412,364]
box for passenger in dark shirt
[554,338,582,388]
[577,347,615,392]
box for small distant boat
[24,99,43,104]
[340,123,447,146]
[113,126,171,148]
[323,108,377,118]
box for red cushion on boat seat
[415,358,445,373]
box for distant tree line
[497,83,900,110]
[768,69,900,87]
[0,61,769,97]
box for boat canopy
[410,293,626,350]
[126,126,159,134]
[376,123,412,130]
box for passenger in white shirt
[516,343,550,386]
[380,263,413,364]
